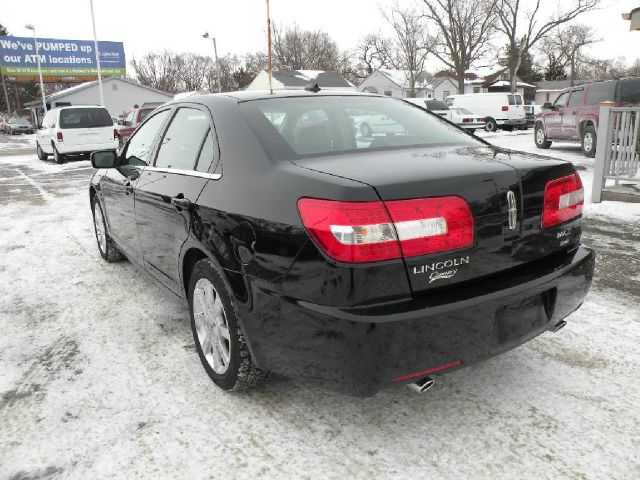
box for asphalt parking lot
[1,132,639,479]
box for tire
[581,125,597,158]
[91,196,124,262]
[360,122,372,137]
[36,142,48,161]
[535,124,552,149]
[484,118,498,132]
[53,145,65,164]
[502,125,514,132]
[188,258,270,391]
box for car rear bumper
[499,119,527,126]
[241,246,595,396]
[56,140,119,154]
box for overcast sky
[4,0,639,73]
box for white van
[443,92,526,132]
[36,106,119,163]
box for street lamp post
[24,24,47,121]
[88,0,105,105]
[202,32,221,93]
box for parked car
[444,92,527,132]
[0,115,8,133]
[524,105,542,127]
[6,117,35,134]
[116,106,157,145]
[449,107,487,133]
[404,98,452,120]
[351,110,406,137]
[36,106,119,164]
[88,91,594,397]
[534,78,640,157]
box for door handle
[171,194,191,210]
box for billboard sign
[0,36,126,82]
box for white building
[27,77,173,125]
[247,70,355,91]
[358,69,434,98]
[431,77,459,100]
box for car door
[545,91,569,138]
[562,88,584,140]
[37,111,54,151]
[100,108,171,263]
[134,105,216,292]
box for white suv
[36,106,119,163]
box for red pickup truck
[534,78,640,157]
[116,106,158,145]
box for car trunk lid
[293,145,580,295]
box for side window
[125,111,136,126]
[508,95,516,105]
[554,92,569,108]
[515,95,523,105]
[584,81,616,105]
[124,109,170,166]
[567,89,584,107]
[195,129,219,173]
[155,107,210,170]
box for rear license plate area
[493,292,551,345]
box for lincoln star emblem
[506,190,517,230]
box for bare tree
[495,0,601,91]
[541,24,598,86]
[383,3,433,97]
[176,53,211,91]
[272,24,342,71]
[130,51,182,93]
[353,34,392,80]
[422,0,498,94]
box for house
[431,77,458,100]
[246,70,354,91]
[26,76,172,126]
[481,68,536,102]
[357,69,434,98]
[622,7,640,30]
[534,80,589,105]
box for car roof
[173,89,378,105]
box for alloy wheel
[583,132,594,153]
[94,202,107,254]
[192,278,231,375]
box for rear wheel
[36,142,48,161]
[91,196,124,262]
[189,258,269,391]
[53,145,64,164]
[484,118,498,133]
[581,125,597,158]
[535,124,552,149]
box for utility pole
[89,0,105,105]
[266,0,273,94]
[0,60,11,116]
[24,24,47,121]
[202,32,222,93]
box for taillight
[297,198,400,263]
[463,118,471,123]
[501,106,509,111]
[56,131,63,142]
[385,196,474,257]
[297,196,474,263]
[542,173,584,228]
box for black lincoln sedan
[89,90,594,396]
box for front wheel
[582,125,597,158]
[484,118,498,133]
[91,196,124,262]
[36,142,48,161]
[189,259,269,391]
[535,124,552,149]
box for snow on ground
[0,135,639,480]
[0,133,36,152]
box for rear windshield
[239,96,479,159]
[617,79,640,104]
[10,118,30,125]
[425,100,449,111]
[59,107,113,129]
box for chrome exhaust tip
[551,320,567,333]
[407,376,435,394]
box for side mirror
[117,119,124,125]
[91,150,117,169]
[542,102,553,110]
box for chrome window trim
[144,166,221,180]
